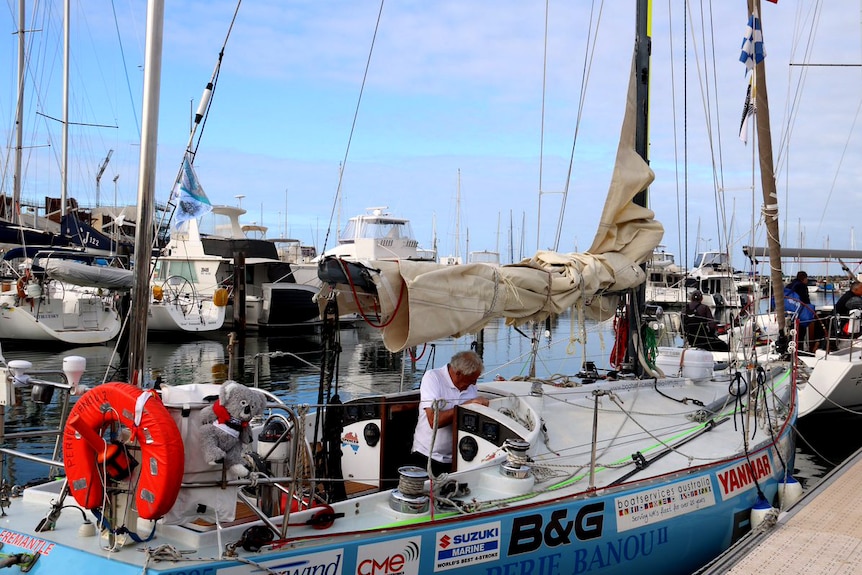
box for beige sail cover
[322,58,663,352]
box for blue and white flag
[739,10,765,73]
[172,155,212,228]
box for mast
[626,0,651,375]
[129,0,165,384]
[749,0,786,337]
[633,0,650,197]
[13,0,24,225]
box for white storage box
[655,347,714,381]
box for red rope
[337,258,406,329]
[408,343,427,362]
[610,308,628,368]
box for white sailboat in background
[0,248,130,344]
[0,0,130,255]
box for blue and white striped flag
[172,154,212,229]
[739,10,765,73]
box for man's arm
[698,304,717,332]
[836,293,851,316]
[423,397,489,428]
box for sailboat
[0,3,135,346]
[0,247,131,344]
[147,210,229,334]
[0,2,799,574]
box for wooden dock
[698,447,862,574]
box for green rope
[644,325,659,369]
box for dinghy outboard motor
[256,414,292,516]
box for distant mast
[453,168,462,263]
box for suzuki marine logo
[434,522,501,571]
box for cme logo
[357,539,420,575]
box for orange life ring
[62,382,185,520]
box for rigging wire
[110,0,142,140]
[665,0,686,265]
[684,1,732,268]
[546,0,604,252]
[156,0,243,235]
[320,0,386,256]
[774,0,822,246]
[816,97,862,233]
[536,0,549,252]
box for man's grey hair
[449,350,484,376]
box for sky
[1,1,860,274]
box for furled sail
[320,57,663,352]
[43,259,134,290]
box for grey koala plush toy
[199,381,266,477]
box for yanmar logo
[717,454,773,498]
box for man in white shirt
[411,350,489,475]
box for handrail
[0,368,73,504]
